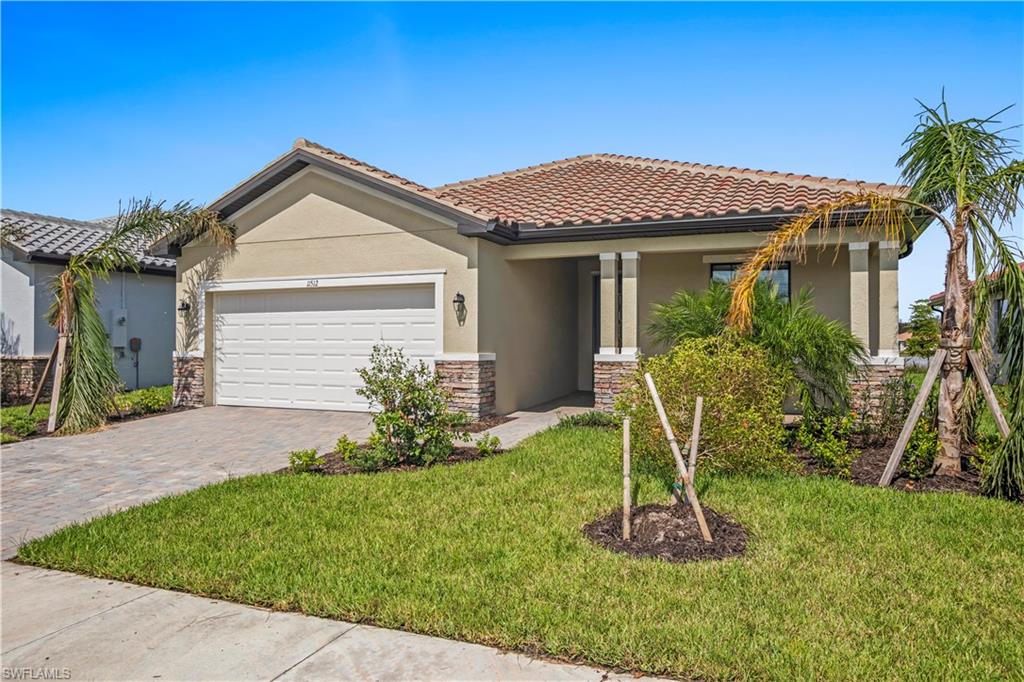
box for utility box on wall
[109,307,129,349]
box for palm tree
[726,97,1024,495]
[45,199,234,434]
[649,281,866,413]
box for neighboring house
[155,139,923,417]
[927,261,1022,380]
[1,210,176,402]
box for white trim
[848,241,870,251]
[619,346,638,355]
[205,269,447,291]
[620,251,640,261]
[598,346,618,355]
[599,252,617,261]
[594,353,638,363]
[859,354,905,367]
[173,351,203,359]
[437,352,495,362]
[878,240,901,250]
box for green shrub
[343,442,392,472]
[356,344,468,467]
[856,374,916,445]
[903,422,940,479]
[115,385,172,416]
[797,412,859,478]
[335,434,359,459]
[288,448,324,474]
[474,434,502,456]
[648,282,866,412]
[556,411,620,429]
[617,335,792,475]
[3,411,41,438]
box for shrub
[617,335,793,475]
[856,374,916,445]
[115,385,172,416]
[3,411,40,438]
[474,434,502,456]
[797,412,859,478]
[556,411,620,429]
[648,282,866,412]
[356,344,468,466]
[289,448,324,474]
[903,423,940,479]
[335,434,359,459]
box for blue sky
[2,1,1022,316]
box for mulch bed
[2,406,188,443]
[465,414,515,433]
[796,440,982,495]
[284,445,496,476]
[584,503,748,563]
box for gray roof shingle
[0,209,174,272]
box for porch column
[849,242,870,349]
[877,241,901,357]
[620,251,640,356]
[599,252,618,354]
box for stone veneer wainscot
[593,356,639,413]
[173,356,205,408]
[1,356,53,404]
[435,357,496,420]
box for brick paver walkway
[0,406,371,558]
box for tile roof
[1,209,175,271]
[928,262,1024,304]
[433,154,907,228]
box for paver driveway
[0,406,371,558]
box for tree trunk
[936,223,971,473]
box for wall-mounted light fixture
[452,292,467,327]
[177,299,191,315]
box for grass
[1,385,171,442]
[18,427,1024,680]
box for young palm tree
[45,199,234,434]
[726,98,1024,495]
[649,281,866,413]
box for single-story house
[156,140,922,417]
[1,209,176,402]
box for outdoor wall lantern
[452,292,467,327]
[177,299,191,315]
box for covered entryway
[212,282,439,411]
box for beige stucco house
[158,139,915,417]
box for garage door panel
[214,285,438,412]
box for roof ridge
[432,153,904,194]
[1,208,110,231]
[291,138,495,222]
[588,153,905,192]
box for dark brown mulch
[465,414,515,433]
[283,445,496,477]
[796,440,982,495]
[584,503,748,563]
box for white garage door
[213,284,438,411]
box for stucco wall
[177,168,481,404]
[2,252,174,387]
[483,255,578,414]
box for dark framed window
[710,262,790,299]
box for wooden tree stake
[622,417,631,541]
[688,396,704,481]
[644,373,713,543]
[28,341,59,416]
[879,349,945,487]
[46,334,69,434]
[967,350,1010,439]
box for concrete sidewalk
[480,392,593,448]
[1,563,664,682]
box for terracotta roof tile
[433,153,906,228]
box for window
[710,262,790,299]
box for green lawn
[18,426,1024,680]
